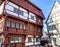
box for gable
[53,1,60,9]
[51,1,60,14]
[46,1,60,24]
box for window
[19,10,24,16]
[0,38,3,44]
[5,2,19,17]
[48,25,56,31]
[36,37,40,42]
[6,21,10,27]
[23,25,26,30]
[29,12,36,21]
[11,22,15,28]
[10,37,22,43]
[20,23,23,29]
[10,37,15,43]
[10,44,15,47]
[16,23,19,28]
[38,28,40,32]
[29,26,33,31]
[38,19,41,23]
[19,7,28,19]
[53,38,56,45]
[15,37,19,42]
[19,37,22,42]
[28,37,32,42]
[14,7,19,14]
[31,15,34,20]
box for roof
[26,0,45,19]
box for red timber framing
[0,0,44,47]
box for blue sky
[29,0,60,30]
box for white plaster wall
[53,30,57,34]
[25,42,34,46]
[35,42,40,44]
[58,24,60,28]
[7,2,18,8]
[0,2,4,15]
[55,16,60,20]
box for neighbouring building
[46,0,60,46]
[40,30,48,46]
[0,0,44,47]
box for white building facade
[46,1,60,46]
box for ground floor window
[10,37,22,43]
[53,38,56,45]
[28,37,32,42]
[36,37,40,42]
[0,38,3,44]
[9,44,15,47]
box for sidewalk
[40,45,52,47]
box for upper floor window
[5,2,19,16]
[31,15,34,20]
[11,22,15,28]
[29,26,33,31]
[16,23,19,28]
[38,28,41,32]
[6,20,10,27]
[23,25,26,30]
[29,12,36,21]
[14,7,19,14]
[19,7,28,19]
[28,37,32,42]
[48,25,56,31]
[38,19,41,23]
[20,23,23,29]
[19,10,24,16]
